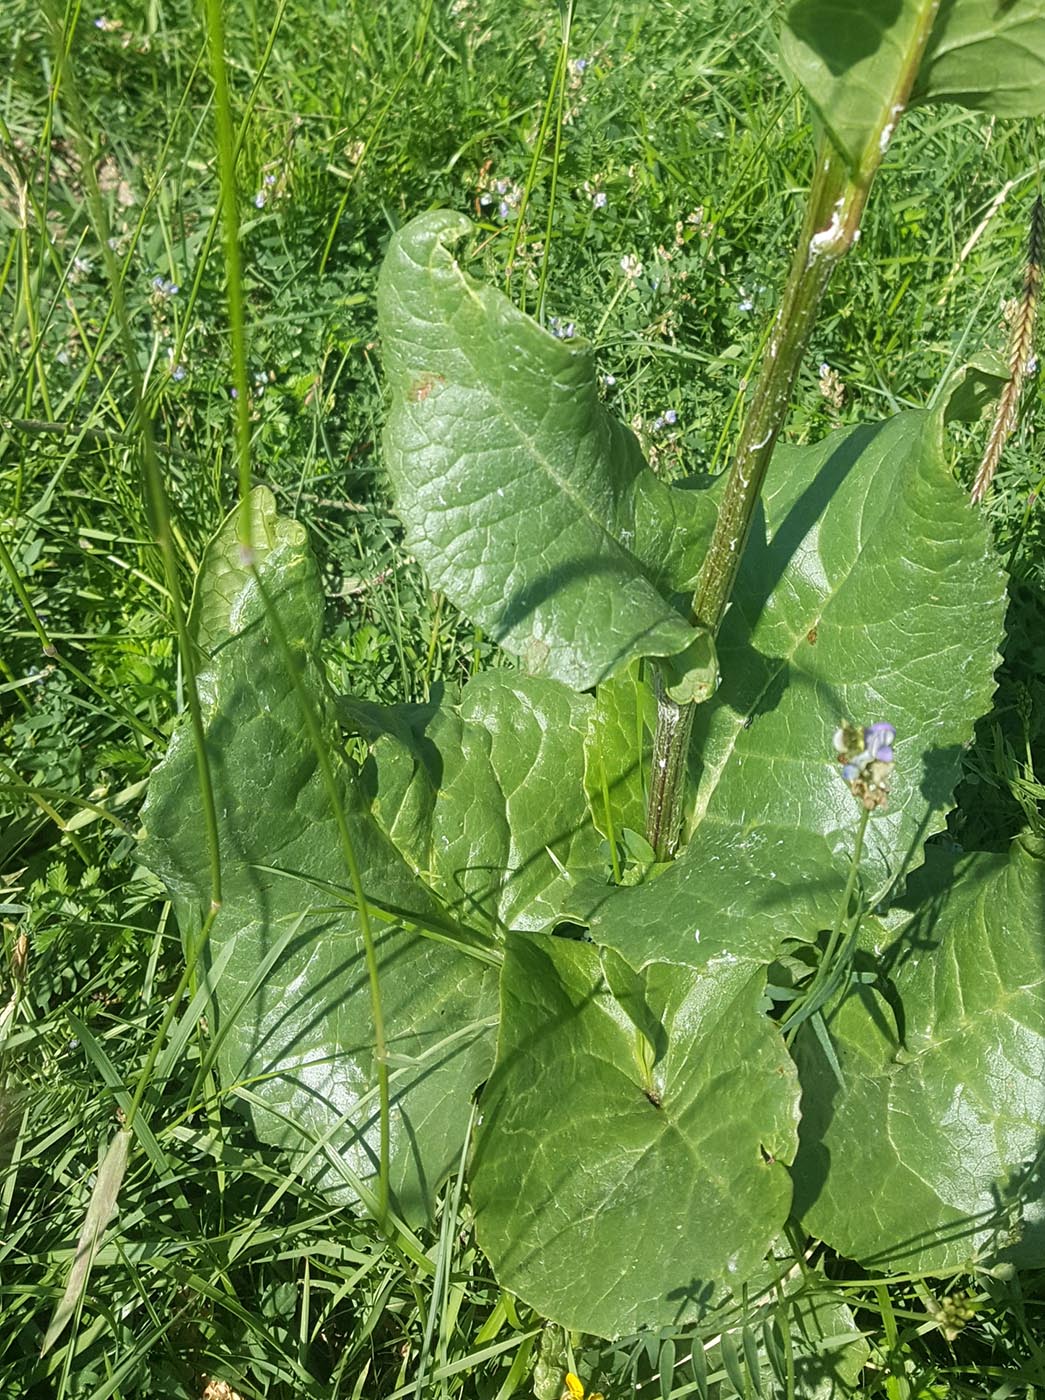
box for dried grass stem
[971,194,1043,504]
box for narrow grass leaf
[40,1127,131,1356]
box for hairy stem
[645,148,864,857]
[646,671,696,862]
[645,1,942,859]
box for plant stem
[782,803,870,1043]
[202,0,254,555]
[646,670,696,862]
[644,0,942,859]
[689,149,868,634]
[645,146,864,858]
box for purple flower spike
[834,719,896,812]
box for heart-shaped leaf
[470,933,800,1339]
[377,211,718,693]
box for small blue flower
[864,721,895,763]
[548,317,577,340]
[664,408,678,425]
[833,721,896,811]
[152,275,179,298]
[592,190,607,210]
[254,192,266,208]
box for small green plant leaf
[688,409,1006,898]
[914,0,1045,117]
[661,627,719,705]
[782,0,1045,172]
[470,933,800,1339]
[361,670,604,935]
[377,211,717,693]
[781,0,935,171]
[140,488,497,1224]
[792,837,1045,1271]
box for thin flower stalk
[971,193,1043,504]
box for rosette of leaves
[142,347,1028,1337]
[139,3,1045,1335]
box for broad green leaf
[915,0,1045,116]
[471,933,800,1339]
[781,0,936,171]
[377,211,718,693]
[140,488,497,1224]
[782,1,1045,173]
[687,409,1006,898]
[566,823,843,972]
[360,670,604,936]
[792,838,1045,1271]
[582,661,655,843]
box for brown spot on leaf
[407,373,446,403]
